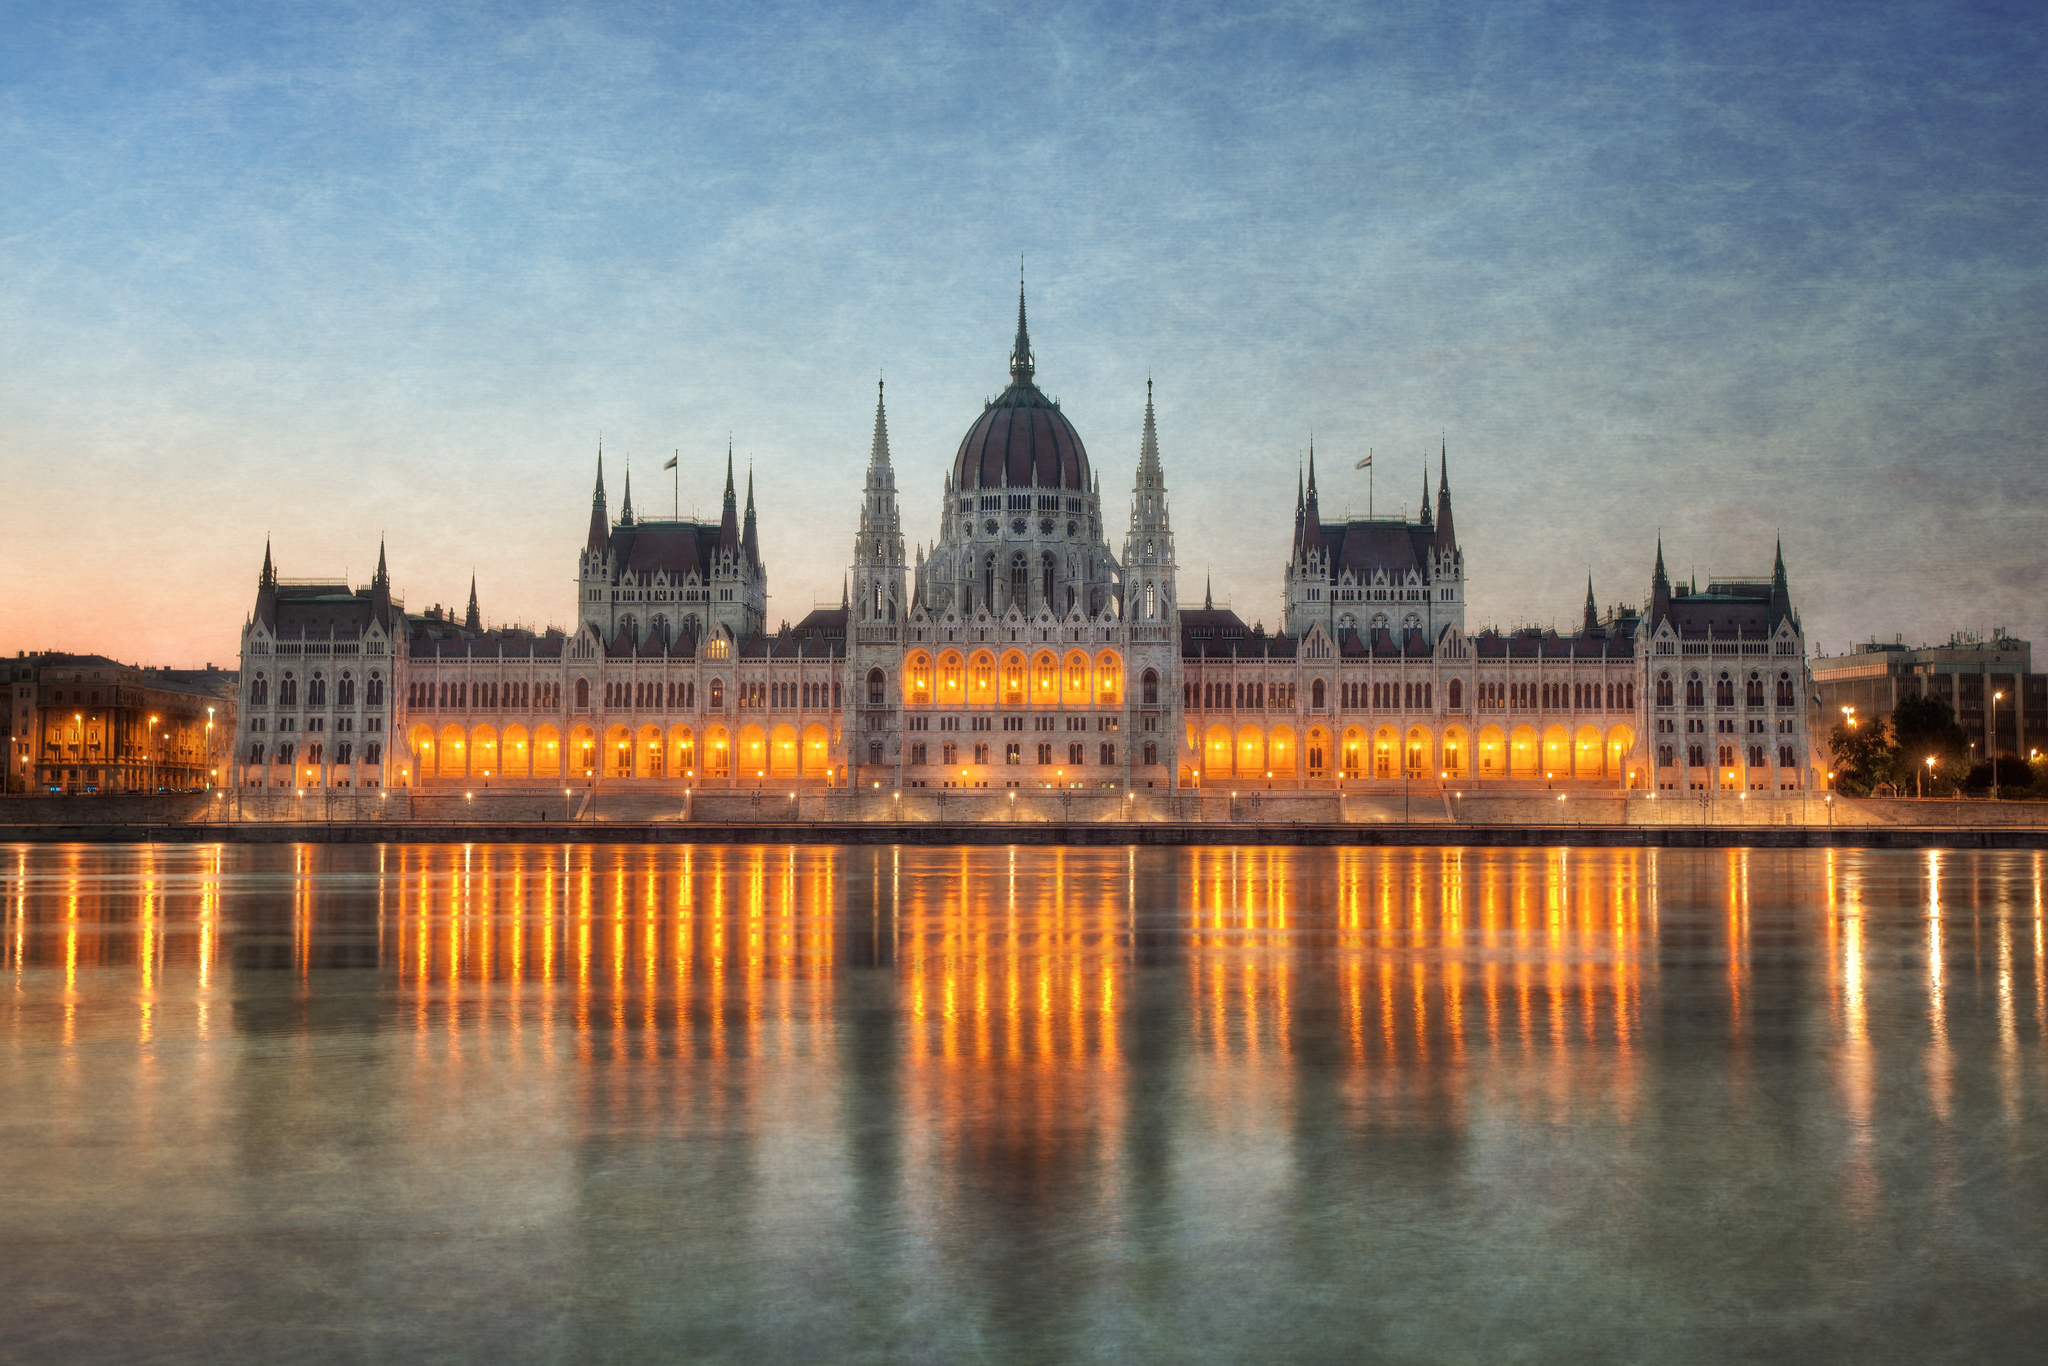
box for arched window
[1311,677,1326,709]
[983,554,996,611]
[1142,668,1159,706]
[367,672,384,705]
[1715,671,1735,707]
[280,672,297,706]
[867,668,886,705]
[1144,582,1156,619]
[309,672,327,706]
[575,677,590,710]
[1448,678,1462,710]
[1776,671,1794,707]
[1745,670,1764,707]
[251,673,268,706]
[337,673,355,706]
[1656,671,1672,707]
[1685,672,1704,707]
[1011,554,1029,609]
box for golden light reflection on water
[2,843,2046,1164]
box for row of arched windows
[1655,669,1795,709]
[249,670,382,708]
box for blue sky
[3,0,2042,664]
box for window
[972,743,989,764]
[1657,744,1673,766]
[1099,742,1114,765]
[277,742,295,765]
[1715,672,1735,707]
[941,742,957,766]
[867,668,886,705]
[710,678,725,709]
[1143,668,1159,706]
[1685,672,1704,707]
[1447,678,1462,710]
[248,743,265,765]
[1011,554,1029,607]
[1687,743,1705,767]
[365,742,382,764]
[1143,741,1157,766]
[1778,745,1794,768]
[869,741,883,766]
[911,743,927,766]
[280,673,297,707]
[1312,678,1325,709]
[1717,744,1736,767]
[368,673,385,706]
[335,742,353,765]
[576,678,590,709]
[309,673,327,706]
[1657,671,1672,707]
[1005,742,1021,764]
[1745,671,1764,707]
[1776,671,1794,707]
[1747,744,1764,767]
[1037,742,1053,764]
[251,673,268,705]
[1066,741,1084,764]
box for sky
[3,0,2043,668]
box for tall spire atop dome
[869,377,892,470]
[1009,265,1034,386]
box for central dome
[950,286,1092,492]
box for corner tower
[848,379,907,781]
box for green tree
[1829,715,1898,797]
[1891,691,1971,795]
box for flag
[663,455,678,471]
[1354,453,1372,469]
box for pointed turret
[1297,439,1324,559]
[741,465,760,568]
[717,443,740,552]
[1583,575,1599,635]
[841,574,849,611]
[1435,439,1457,555]
[619,461,635,526]
[586,443,609,554]
[1768,536,1792,628]
[254,538,277,628]
[1122,378,1177,622]
[370,537,392,628]
[463,574,481,633]
[1205,575,1214,611]
[1418,459,1433,529]
[1008,271,1034,386]
[1649,536,1672,629]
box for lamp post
[1991,690,2004,800]
[1922,755,1934,800]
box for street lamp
[1991,690,2004,800]
[1922,754,1935,800]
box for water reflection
[3,843,2047,1362]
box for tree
[1829,715,1898,797]
[1891,691,1971,795]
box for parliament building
[229,287,1815,798]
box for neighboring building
[229,545,400,788]
[4,655,37,794]
[19,653,235,794]
[229,283,1816,795]
[1811,633,2043,767]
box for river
[3,843,2044,1362]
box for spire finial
[1009,264,1034,385]
[1204,573,1213,611]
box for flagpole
[673,450,679,520]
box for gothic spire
[718,441,740,552]
[841,573,849,611]
[1649,535,1671,630]
[1204,574,1213,611]
[260,538,274,586]
[741,464,759,567]
[1136,378,1163,487]
[1419,459,1433,529]
[1434,438,1457,554]
[869,378,892,470]
[255,538,277,628]
[1306,437,1319,503]
[1008,268,1034,386]
[586,442,608,553]
[1583,575,1599,635]
[465,573,481,633]
[620,459,635,526]
[1769,535,1792,628]
[370,537,392,628]
[373,537,388,587]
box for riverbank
[6,820,2046,849]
